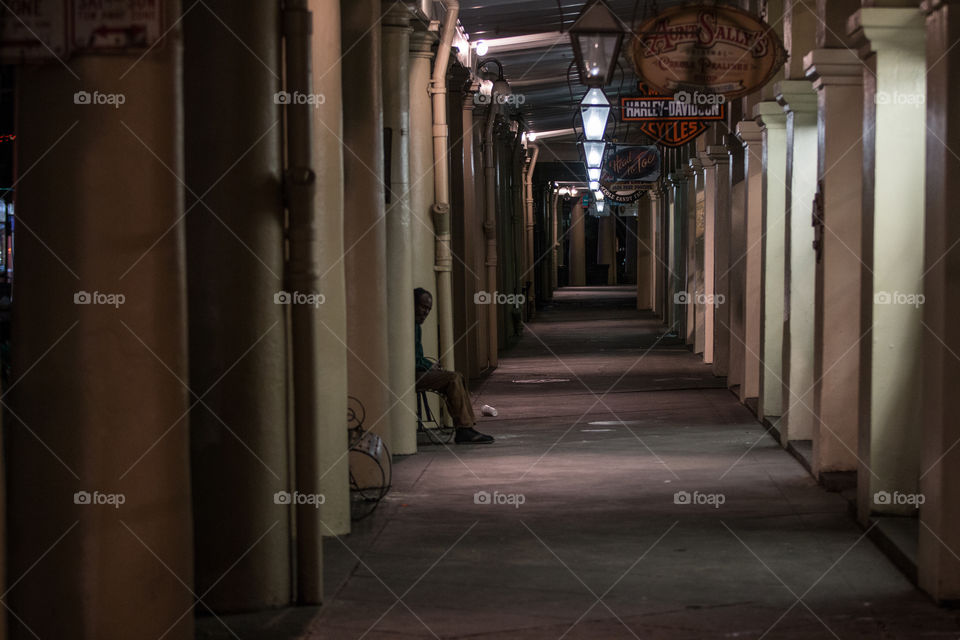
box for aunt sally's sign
[631,5,786,100]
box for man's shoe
[455,427,495,444]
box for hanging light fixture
[568,0,628,88]
[580,88,610,141]
[582,140,606,170]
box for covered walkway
[222,288,959,639]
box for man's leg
[415,369,474,426]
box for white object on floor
[480,404,498,417]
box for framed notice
[0,0,69,63]
[73,0,164,51]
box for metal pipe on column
[524,143,539,311]
[483,100,499,367]
[431,0,459,370]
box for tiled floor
[204,286,960,639]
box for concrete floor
[202,286,960,639]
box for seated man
[414,287,494,444]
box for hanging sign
[621,83,725,147]
[630,5,787,100]
[74,0,164,51]
[599,144,660,203]
[0,0,68,62]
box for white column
[690,158,707,355]
[777,80,819,443]
[737,121,764,403]
[849,7,926,521]
[755,101,788,426]
[804,48,863,479]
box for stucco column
[8,7,193,636]
[777,80,818,443]
[382,2,416,454]
[550,191,560,294]
[669,171,688,334]
[183,0,290,611]
[804,48,863,479]
[342,0,392,451]
[569,201,586,286]
[637,194,654,310]
[701,146,731,369]
[919,0,960,603]
[684,165,697,346]
[737,121,764,403]
[598,214,616,284]
[849,7,926,521]
[690,157,707,355]
[755,101,788,424]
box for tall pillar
[550,191,560,294]
[701,146,731,370]
[728,169,746,396]
[685,163,698,346]
[737,121,764,403]
[409,31,440,371]
[849,7,926,521]
[690,157,707,355]
[804,48,863,478]
[459,82,483,378]
[8,10,193,637]
[668,171,688,334]
[919,0,960,603]
[569,201,586,286]
[598,214,616,284]
[777,80,818,443]
[756,101,788,424]
[624,216,638,285]
[637,195,654,310]
[382,3,416,454]
[183,0,290,611]
[342,0,392,451]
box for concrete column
[849,7,926,521]
[669,171,689,335]
[598,214,616,284]
[690,158,707,355]
[459,82,483,378]
[728,171,746,396]
[550,191,560,294]
[569,201,586,286]
[777,80,818,444]
[342,0,391,451]
[409,31,440,372]
[651,189,665,317]
[637,195,654,310]
[756,101,788,424]
[920,0,960,603]
[624,216,638,286]
[701,146,731,370]
[183,0,290,611]
[684,165,697,346]
[382,3,416,454]
[473,108,490,367]
[804,49,863,479]
[737,121,764,403]
[8,10,193,637]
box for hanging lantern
[580,88,611,141]
[569,0,628,87]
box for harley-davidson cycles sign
[631,5,787,100]
[599,145,660,203]
[621,84,726,146]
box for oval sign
[630,5,787,100]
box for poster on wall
[630,4,787,100]
[0,0,68,62]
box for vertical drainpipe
[431,0,459,370]
[281,0,324,604]
[483,104,500,367]
[524,143,539,313]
